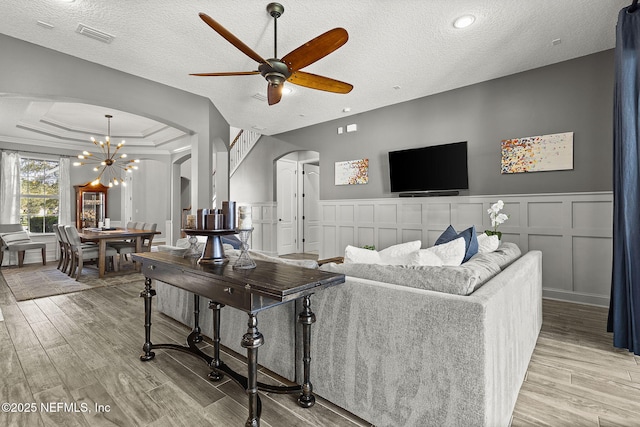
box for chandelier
[73,114,140,187]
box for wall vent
[37,21,54,29]
[252,93,267,102]
[76,23,115,44]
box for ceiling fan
[191,2,353,106]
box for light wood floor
[511,299,640,426]
[0,268,639,426]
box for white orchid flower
[496,213,508,224]
[487,200,509,233]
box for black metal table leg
[208,301,225,381]
[242,313,264,427]
[298,295,316,408]
[192,294,203,343]
[139,277,156,361]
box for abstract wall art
[501,132,574,174]
[335,158,369,185]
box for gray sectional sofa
[154,244,542,426]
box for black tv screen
[388,142,469,193]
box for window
[19,157,59,233]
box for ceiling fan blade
[281,28,348,72]
[288,71,353,94]
[190,71,260,76]
[199,13,269,65]
[267,83,283,106]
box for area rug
[0,263,145,301]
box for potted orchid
[486,200,508,240]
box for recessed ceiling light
[453,15,476,29]
[342,107,351,113]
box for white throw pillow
[477,233,500,253]
[0,230,31,246]
[344,240,422,265]
[423,237,466,266]
[344,245,381,264]
[378,240,421,265]
[407,249,444,267]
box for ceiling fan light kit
[191,2,353,106]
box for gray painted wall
[230,135,307,203]
[270,50,614,200]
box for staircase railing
[230,129,262,176]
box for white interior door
[277,158,297,255]
[303,163,320,254]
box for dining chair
[52,224,66,271]
[108,220,140,264]
[108,223,157,268]
[59,224,97,275]
[57,224,75,275]
[64,225,118,281]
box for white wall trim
[247,202,277,256]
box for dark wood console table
[131,252,345,427]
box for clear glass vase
[233,229,256,270]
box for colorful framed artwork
[335,158,369,185]
[501,132,574,174]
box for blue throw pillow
[435,225,479,263]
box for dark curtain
[608,5,640,355]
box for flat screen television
[388,141,469,194]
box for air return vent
[76,23,115,44]
[252,93,267,102]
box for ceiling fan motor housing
[259,59,291,86]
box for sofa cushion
[436,225,478,263]
[344,240,421,265]
[469,241,521,269]
[321,252,503,296]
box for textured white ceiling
[0,0,630,142]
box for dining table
[78,227,161,278]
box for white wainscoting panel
[319,192,613,306]
[358,227,374,247]
[249,202,277,256]
[339,226,355,251]
[357,204,375,223]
